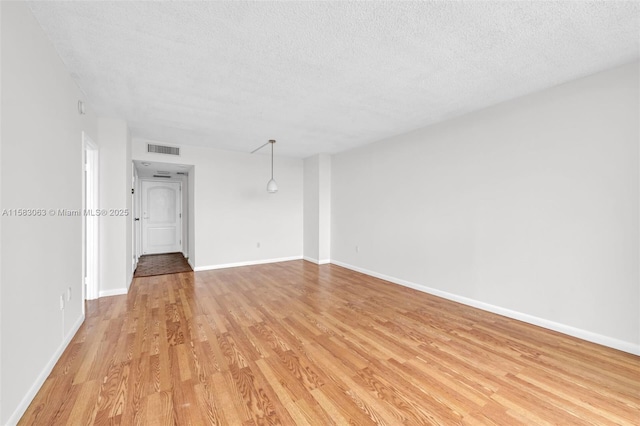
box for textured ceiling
[28,1,639,158]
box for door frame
[133,164,142,265]
[139,178,183,255]
[82,132,99,301]
[131,163,138,272]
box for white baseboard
[303,256,331,265]
[194,256,303,272]
[6,313,85,426]
[187,258,195,270]
[99,288,128,298]
[331,260,640,356]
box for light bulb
[267,178,278,193]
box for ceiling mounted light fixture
[251,139,278,193]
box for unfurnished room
[1,1,639,425]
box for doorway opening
[132,160,194,274]
[83,133,99,302]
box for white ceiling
[28,1,639,158]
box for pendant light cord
[251,139,277,192]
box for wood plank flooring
[19,261,640,425]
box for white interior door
[142,180,182,255]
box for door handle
[134,218,140,221]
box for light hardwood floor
[19,261,640,425]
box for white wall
[188,168,196,266]
[304,154,331,263]
[97,118,132,296]
[0,2,96,423]
[0,4,3,420]
[125,126,133,285]
[132,140,303,269]
[331,62,639,354]
[318,154,331,262]
[0,1,3,420]
[181,173,189,258]
[303,156,320,261]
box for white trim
[331,260,640,356]
[194,256,303,271]
[6,314,85,426]
[303,256,331,265]
[131,162,137,278]
[99,288,128,298]
[133,166,142,264]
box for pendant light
[266,140,278,193]
[251,139,278,193]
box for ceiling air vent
[153,175,171,178]
[148,144,180,156]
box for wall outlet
[59,295,65,311]
[67,286,72,301]
[257,242,261,248]
[356,245,359,253]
